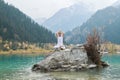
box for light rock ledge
[32,47,105,72]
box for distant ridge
[65,4,120,44]
[113,0,120,7]
[43,2,94,32]
[35,17,47,25]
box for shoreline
[0,49,53,55]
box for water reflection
[50,70,102,80]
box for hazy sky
[4,0,117,20]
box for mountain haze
[35,17,47,25]
[43,3,94,32]
[113,0,120,7]
[65,2,120,44]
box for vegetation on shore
[1,38,120,55]
[0,39,54,55]
[0,0,57,55]
[101,42,120,53]
[0,48,53,55]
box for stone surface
[32,47,108,72]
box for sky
[4,0,118,20]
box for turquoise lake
[0,54,120,80]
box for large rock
[32,47,98,72]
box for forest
[0,0,56,43]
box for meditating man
[54,30,65,50]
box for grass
[0,48,54,55]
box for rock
[101,61,109,67]
[87,64,97,69]
[61,65,71,68]
[71,65,77,69]
[32,64,40,71]
[32,64,49,72]
[32,47,108,72]
[81,64,88,68]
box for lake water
[0,54,120,80]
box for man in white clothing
[54,31,65,50]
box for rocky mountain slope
[65,2,120,44]
[43,3,94,32]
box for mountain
[65,5,120,44]
[0,0,56,43]
[35,17,47,25]
[113,0,120,7]
[43,3,94,32]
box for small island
[32,30,109,72]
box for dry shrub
[84,29,102,66]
